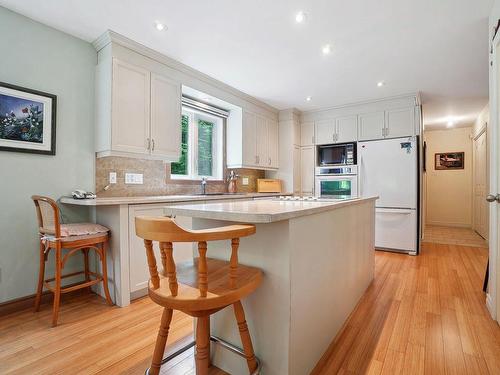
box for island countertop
[163,196,378,223]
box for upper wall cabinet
[96,56,181,161]
[228,109,279,170]
[315,120,335,145]
[358,108,415,141]
[301,121,315,146]
[358,111,385,141]
[315,115,358,145]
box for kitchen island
[163,197,377,375]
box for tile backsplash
[95,156,264,197]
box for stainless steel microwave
[317,142,356,166]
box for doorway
[473,128,489,240]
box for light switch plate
[109,172,117,184]
[125,173,143,184]
[242,177,249,186]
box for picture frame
[0,81,57,155]
[434,151,464,170]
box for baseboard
[486,293,496,320]
[426,221,472,228]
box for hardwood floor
[313,242,498,374]
[1,242,498,374]
[423,225,488,248]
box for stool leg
[100,241,113,305]
[83,248,91,293]
[233,301,257,373]
[34,241,46,312]
[195,316,210,375]
[52,245,62,327]
[150,308,173,375]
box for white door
[267,119,279,168]
[358,111,385,141]
[150,73,181,160]
[375,208,417,252]
[359,138,417,208]
[315,119,335,145]
[242,110,257,166]
[256,114,268,167]
[293,145,301,194]
[300,146,315,195]
[335,115,358,143]
[474,130,488,239]
[112,59,151,154]
[301,121,315,146]
[385,107,415,139]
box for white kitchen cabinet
[128,204,194,297]
[335,115,358,143]
[385,107,415,138]
[111,59,151,155]
[301,121,315,146]
[300,146,315,195]
[256,114,268,167]
[96,54,181,161]
[358,111,385,141]
[267,119,279,168]
[293,145,301,195]
[150,73,181,159]
[315,119,335,145]
[242,110,258,167]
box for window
[171,107,224,180]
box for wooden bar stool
[31,195,113,327]
[135,216,263,375]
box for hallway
[423,225,488,248]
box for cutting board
[257,179,282,193]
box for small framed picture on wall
[434,152,465,170]
[0,81,57,155]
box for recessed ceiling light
[447,121,454,128]
[295,11,306,23]
[155,21,166,31]
[377,81,385,87]
[306,96,312,102]
[322,44,332,55]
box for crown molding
[93,30,278,114]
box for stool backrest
[135,216,255,298]
[32,195,61,238]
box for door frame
[472,127,488,239]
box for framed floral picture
[0,81,57,155]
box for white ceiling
[0,0,492,129]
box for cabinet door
[150,73,181,160]
[242,111,257,166]
[293,145,301,194]
[385,107,415,138]
[301,121,315,146]
[315,119,335,145]
[267,119,279,168]
[128,205,194,296]
[112,59,151,154]
[358,111,385,141]
[335,115,358,143]
[300,146,315,195]
[256,114,268,167]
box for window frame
[171,107,224,181]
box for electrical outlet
[109,172,117,184]
[242,177,249,186]
[125,173,143,184]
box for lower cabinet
[300,146,315,195]
[128,203,194,298]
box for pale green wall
[0,7,96,303]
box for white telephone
[71,190,96,199]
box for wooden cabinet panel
[150,73,181,160]
[293,145,301,194]
[385,107,415,138]
[315,119,335,145]
[242,111,257,167]
[111,59,151,154]
[358,111,385,141]
[267,119,279,168]
[256,114,268,167]
[300,146,315,194]
[335,115,358,143]
[301,121,315,146]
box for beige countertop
[163,196,378,223]
[59,192,290,206]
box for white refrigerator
[358,136,418,254]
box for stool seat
[149,257,262,313]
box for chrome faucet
[201,177,207,195]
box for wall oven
[315,166,358,199]
[317,142,356,166]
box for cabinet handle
[311,136,314,144]
[151,139,155,151]
[146,138,151,150]
[382,128,385,137]
[385,127,389,137]
[255,155,259,164]
[268,157,271,165]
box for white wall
[424,127,473,227]
[0,7,96,303]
